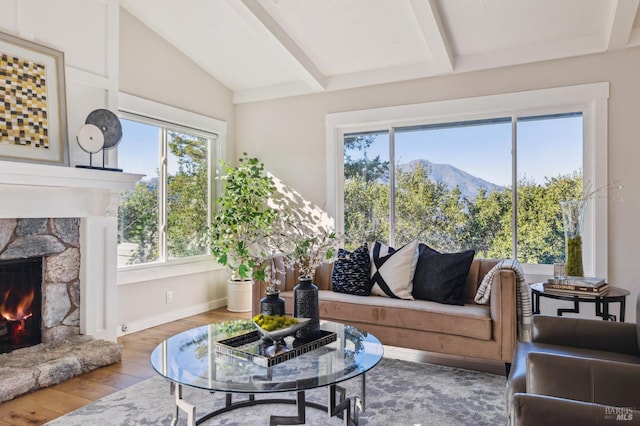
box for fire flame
[0,288,34,322]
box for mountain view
[398,159,503,200]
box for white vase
[227,279,253,312]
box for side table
[530,282,629,322]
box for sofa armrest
[532,315,640,355]
[526,352,640,407]
[511,394,639,426]
[488,269,518,362]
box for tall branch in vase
[561,181,623,277]
[268,179,340,280]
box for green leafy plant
[210,153,278,281]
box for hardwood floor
[0,308,504,425]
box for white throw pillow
[369,240,419,299]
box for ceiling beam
[229,0,326,92]
[410,0,454,74]
[606,0,640,50]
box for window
[117,94,226,271]
[327,83,609,276]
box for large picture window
[117,94,226,271]
[327,83,609,276]
[343,113,582,266]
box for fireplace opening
[0,257,42,354]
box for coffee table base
[169,375,366,426]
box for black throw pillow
[412,247,475,305]
[331,244,372,296]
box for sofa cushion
[369,241,418,300]
[413,248,475,305]
[331,244,371,296]
[280,290,492,341]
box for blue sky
[117,119,207,179]
[348,115,582,186]
[117,119,160,179]
[119,115,582,187]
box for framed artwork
[0,31,69,166]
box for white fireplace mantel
[0,160,141,191]
[0,160,143,341]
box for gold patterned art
[0,31,68,166]
[1,54,50,148]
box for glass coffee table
[150,319,383,425]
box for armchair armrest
[532,315,639,355]
[511,394,640,426]
[526,352,640,407]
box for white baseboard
[117,298,228,337]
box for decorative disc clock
[76,109,123,172]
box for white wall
[235,47,640,323]
[119,9,234,135]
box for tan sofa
[252,256,518,363]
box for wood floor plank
[0,398,61,426]
[48,376,120,401]
[76,367,145,390]
[6,387,90,416]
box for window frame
[326,83,609,277]
[117,93,227,285]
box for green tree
[344,134,389,182]
[118,182,159,264]
[343,174,389,248]
[118,131,210,264]
[466,187,512,258]
[516,172,582,263]
[167,132,209,258]
[394,162,466,250]
[343,155,583,265]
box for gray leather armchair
[507,294,640,425]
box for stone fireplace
[0,160,142,342]
[0,218,80,353]
[0,160,142,401]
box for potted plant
[210,153,278,312]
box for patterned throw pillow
[369,241,419,299]
[412,247,475,305]
[331,244,371,296]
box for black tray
[214,329,337,368]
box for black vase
[259,290,286,316]
[293,278,321,340]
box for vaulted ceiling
[121,0,640,103]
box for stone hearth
[0,335,121,402]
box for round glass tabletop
[150,319,383,394]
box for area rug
[45,357,507,425]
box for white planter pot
[227,279,253,312]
